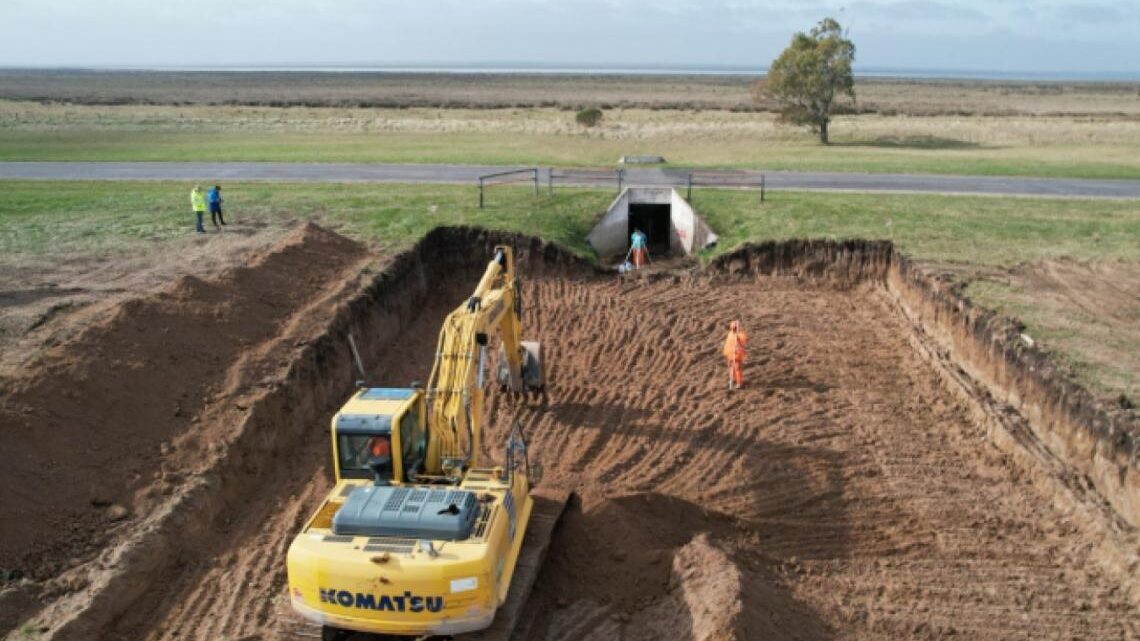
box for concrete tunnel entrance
[586,187,719,261]
[628,203,672,256]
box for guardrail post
[532,169,539,196]
[617,168,624,194]
[687,173,693,201]
[479,177,484,209]
[760,173,766,204]
[548,168,554,196]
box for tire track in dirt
[482,274,1137,641]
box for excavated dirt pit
[1,227,1137,641]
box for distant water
[17,62,1140,82]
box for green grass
[0,182,614,259]
[3,182,1137,265]
[966,278,1140,399]
[696,189,1140,266]
[2,181,1137,398]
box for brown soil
[1,229,1136,641]
[489,273,1137,641]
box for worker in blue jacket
[207,185,226,227]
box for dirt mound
[534,495,827,641]
[0,222,366,581]
[540,494,738,612]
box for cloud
[0,0,1136,72]
[848,0,985,21]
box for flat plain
[2,71,1139,178]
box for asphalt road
[2,162,1139,199]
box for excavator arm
[423,246,542,476]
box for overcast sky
[1,0,1138,74]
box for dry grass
[3,101,1138,178]
[5,101,1139,145]
[2,70,1139,116]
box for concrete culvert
[587,187,718,260]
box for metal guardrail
[686,170,766,203]
[478,168,539,208]
[486,167,766,206]
[548,168,625,195]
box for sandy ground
[1,234,1137,641]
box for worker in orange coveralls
[723,320,747,390]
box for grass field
[3,101,1140,179]
[2,181,1137,397]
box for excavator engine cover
[332,486,479,540]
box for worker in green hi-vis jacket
[190,185,206,234]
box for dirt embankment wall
[711,240,1140,531]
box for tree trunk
[819,119,830,144]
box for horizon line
[1,62,1138,82]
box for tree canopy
[762,17,855,144]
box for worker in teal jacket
[190,185,206,233]
[630,229,648,268]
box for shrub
[575,107,604,127]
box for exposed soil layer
[1,228,1136,641]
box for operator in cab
[341,433,393,484]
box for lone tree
[763,17,855,144]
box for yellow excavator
[286,246,556,641]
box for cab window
[338,433,392,481]
[399,406,426,480]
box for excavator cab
[331,387,427,485]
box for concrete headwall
[586,190,632,258]
[587,187,718,259]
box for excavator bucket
[521,341,544,391]
[498,341,545,392]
